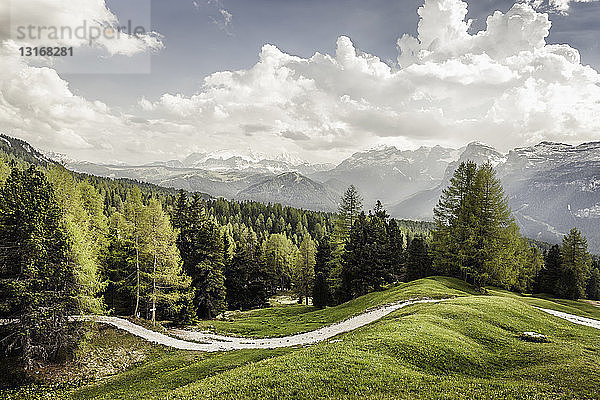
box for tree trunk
[23,329,33,371]
[134,217,140,318]
[152,253,157,326]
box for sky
[1,0,600,164]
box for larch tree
[48,168,107,313]
[294,236,316,305]
[125,187,145,317]
[431,161,539,290]
[261,233,296,290]
[141,199,190,325]
[337,185,363,237]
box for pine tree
[558,228,591,299]
[405,237,431,281]
[536,245,561,295]
[102,212,136,315]
[341,212,381,298]
[172,189,188,230]
[338,185,363,235]
[373,200,389,221]
[177,194,226,319]
[225,229,272,310]
[431,161,479,280]
[0,167,79,370]
[193,260,226,319]
[387,219,404,282]
[313,236,334,308]
[586,263,600,300]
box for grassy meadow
[3,277,599,400]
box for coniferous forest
[1,146,599,379]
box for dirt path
[583,300,600,308]
[82,298,445,352]
[536,307,600,330]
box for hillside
[3,277,599,400]
[0,133,207,200]
[237,172,339,211]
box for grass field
[4,277,600,400]
[191,276,476,338]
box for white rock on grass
[520,331,548,343]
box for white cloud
[142,0,600,159]
[4,0,164,56]
[0,1,167,162]
[1,0,600,164]
[523,0,600,14]
[206,0,234,35]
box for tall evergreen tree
[313,236,334,308]
[586,262,600,300]
[177,194,226,319]
[338,185,363,235]
[0,167,79,370]
[225,229,272,310]
[341,212,389,299]
[193,260,227,319]
[535,245,562,295]
[431,161,479,280]
[102,212,136,315]
[431,161,538,290]
[558,228,591,299]
[405,237,431,281]
[172,189,188,231]
[387,219,405,282]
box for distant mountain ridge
[0,134,55,166]
[9,133,600,251]
[392,141,600,252]
[237,172,339,211]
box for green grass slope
[191,277,476,338]
[166,295,600,400]
[10,277,599,400]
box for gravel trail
[82,298,446,352]
[536,307,600,330]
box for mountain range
[5,134,600,252]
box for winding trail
[535,307,600,330]
[82,298,446,352]
[75,301,600,352]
